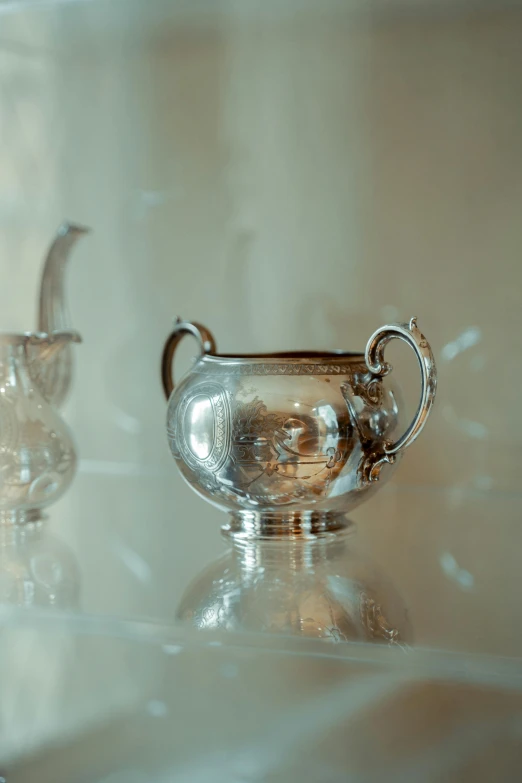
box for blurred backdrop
[0,0,521,655]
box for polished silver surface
[0,223,89,523]
[162,317,437,532]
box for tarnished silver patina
[162,317,436,535]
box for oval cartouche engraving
[184,394,215,461]
[176,382,231,474]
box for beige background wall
[0,2,521,654]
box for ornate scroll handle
[161,318,216,399]
[365,317,437,457]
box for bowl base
[222,510,352,541]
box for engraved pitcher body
[0,334,78,522]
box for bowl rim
[200,350,366,363]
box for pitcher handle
[365,317,437,457]
[161,318,217,399]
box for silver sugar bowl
[161,317,436,535]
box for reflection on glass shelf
[47,477,522,660]
[177,521,410,646]
[0,516,80,608]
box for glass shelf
[2,609,522,782]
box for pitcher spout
[33,222,90,408]
[38,222,90,334]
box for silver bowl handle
[161,318,216,399]
[365,317,437,458]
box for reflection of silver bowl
[162,318,436,533]
[177,522,410,646]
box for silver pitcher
[161,316,436,536]
[0,223,89,523]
